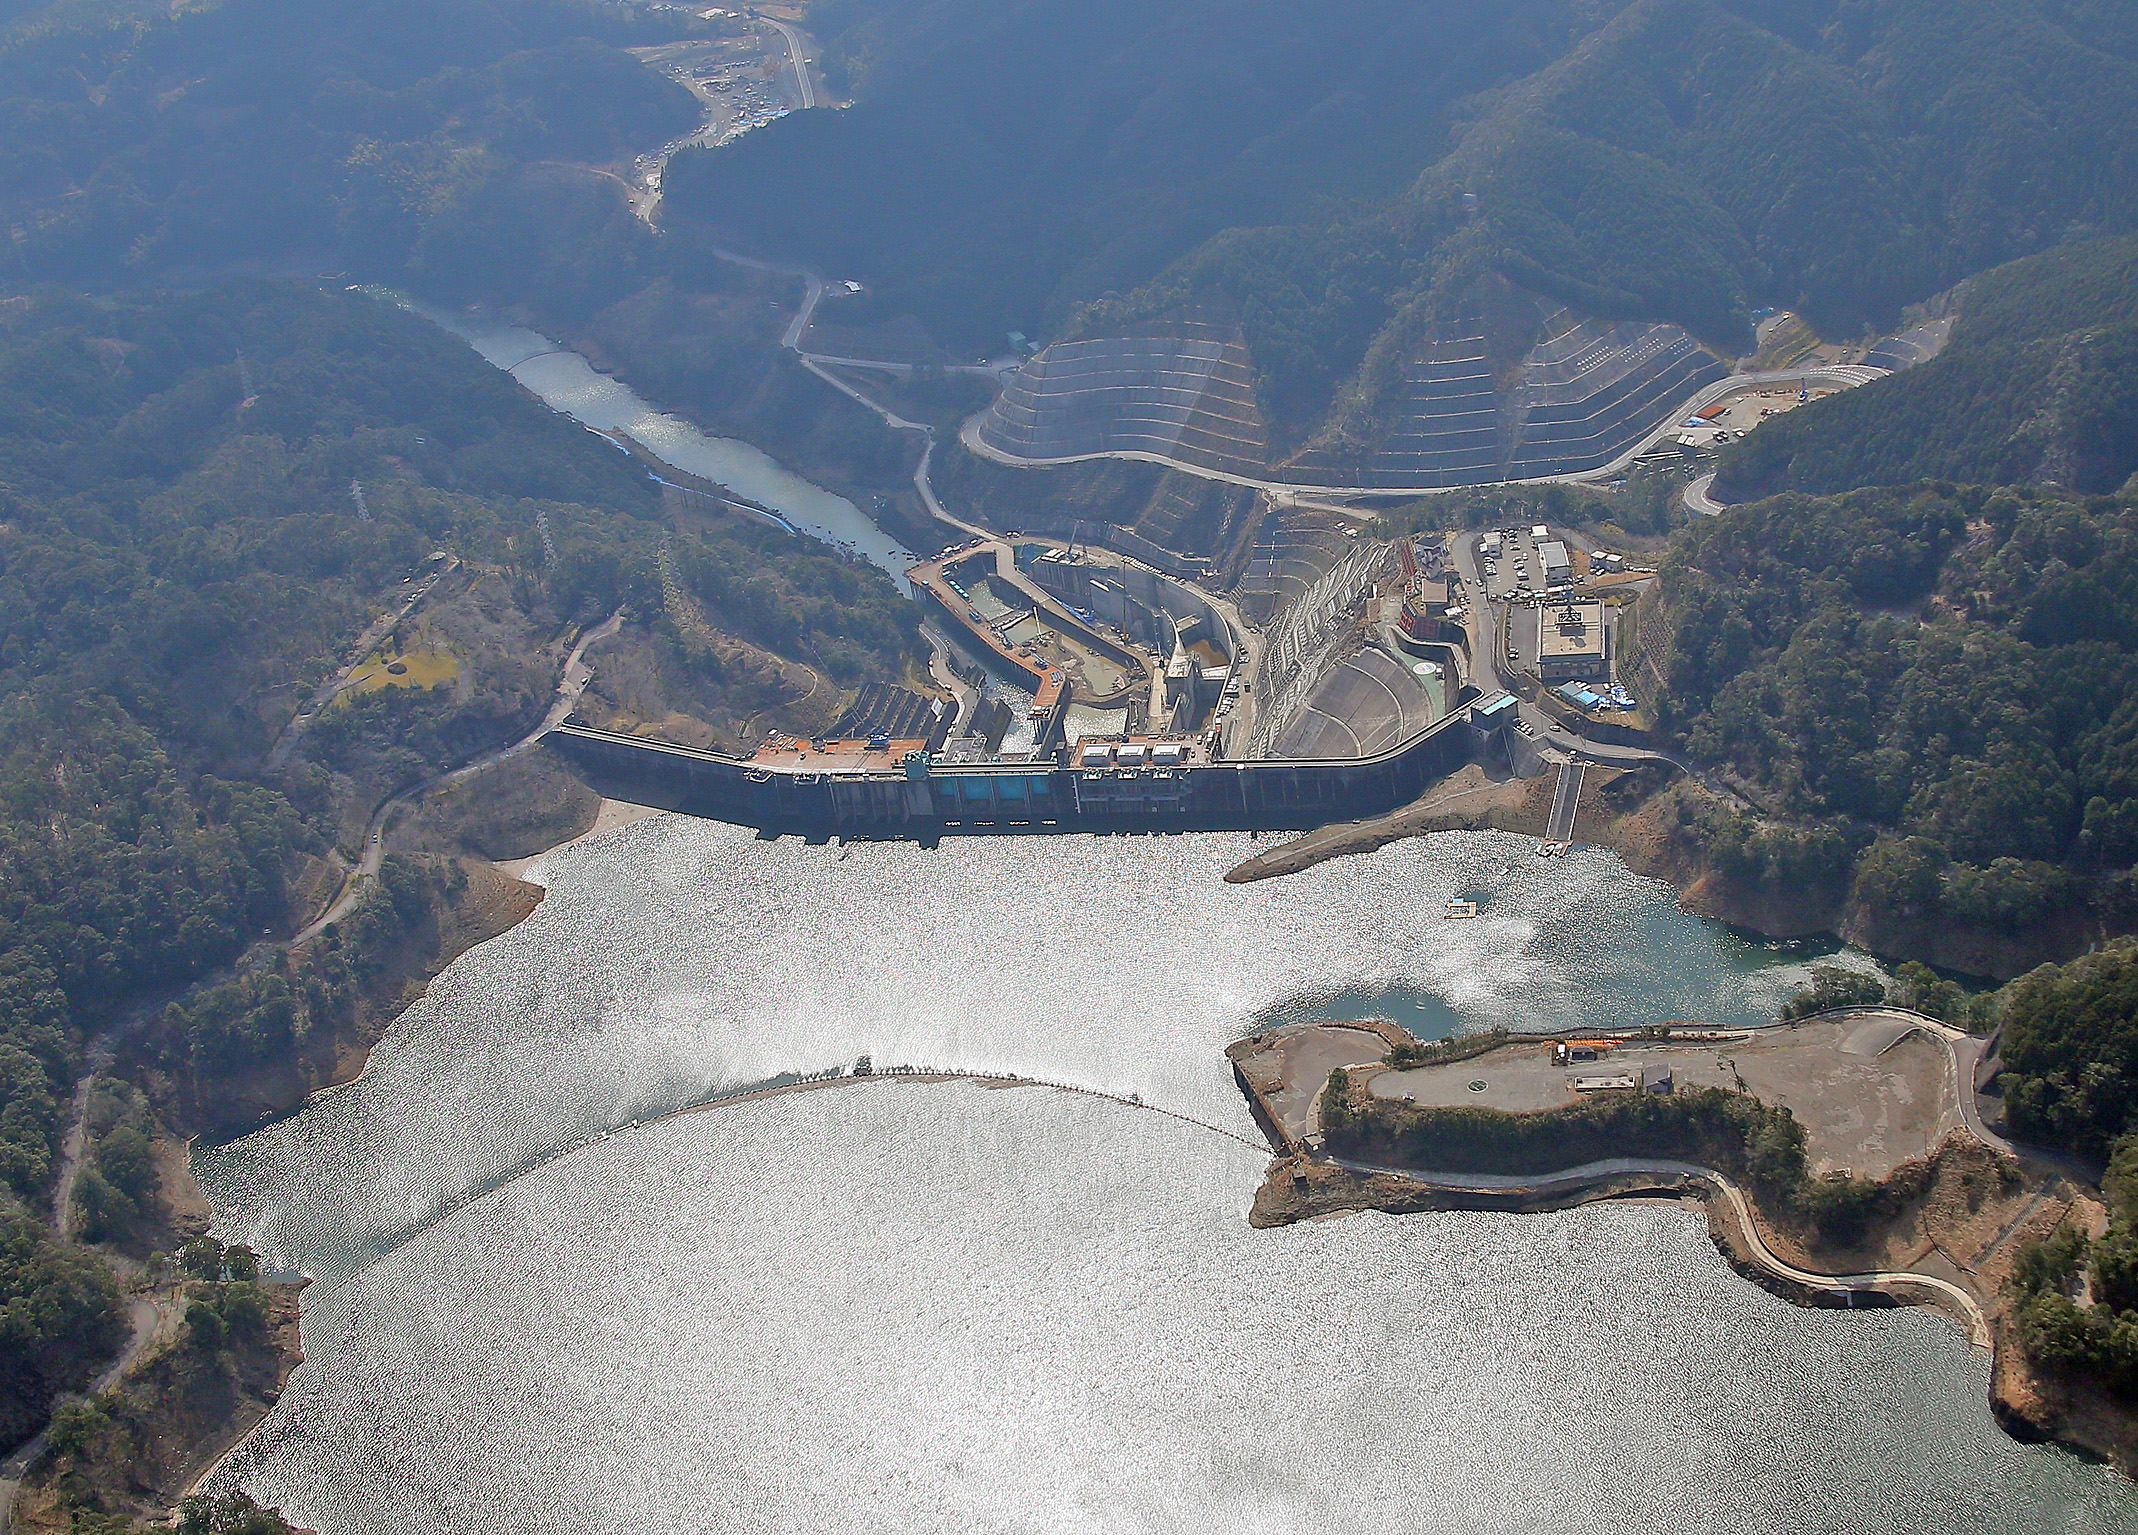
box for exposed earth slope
[669,0,2138,457]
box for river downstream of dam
[410,303,921,582]
[195,818,2138,1534]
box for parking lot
[1672,382,1838,449]
[1480,527,1546,602]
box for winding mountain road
[3,611,624,1532]
[1441,529,1765,809]
[1307,1006,2102,1356]
[1327,1150,1992,1347]
[759,259,992,545]
[294,610,624,944]
[0,1292,184,1532]
[960,364,1889,503]
[1802,1006,2104,1187]
[1683,472,1729,516]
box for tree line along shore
[5,0,2138,1524]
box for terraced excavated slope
[975,322,1271,480]
[1502,310,1725,477]
[1860,316,1955,373]
[1280,302,1728,487]
[975,302,1723,491]
[1233,509,1355,628]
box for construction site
[552,477,1666,846]
[528,66,1975,849]
[968,298,1731,492]
[518,204,1718,845]
[965,282,1946,497]
[1224,1001,2078,1370]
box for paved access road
[1683,472,1729,516]
[741,248,1265,734]
[743,259,992,542]
[762,16,817,109]
[961,364,1889,500]
[1314,1005,2107,1358]
[1545,760,1585,842]
[1803,1006,2106,1187]
[1326,1150,1991,1348]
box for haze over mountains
[6,0,2138,1522]
[673,0,2138,456]
[0,0,695,309]
[1717,233,2138,498]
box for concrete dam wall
[548,707,1493,838]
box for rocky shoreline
[9,1278,308,1532]
[1252,1140,2138,1474]
[1228,758,2084,981]
[68,766,2130,1522]
[1229,1010,2138,1477]
[12,778,648,1530]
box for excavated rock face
[1286,280,1727,488]
[975,285,1724,491]
[975,321,1270,479]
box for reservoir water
[412,304,920,583]
[196,819,2138,1533]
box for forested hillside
[1643,479,2138,954]
[669,0,1582,356]
[668,0,2138,442]
[0,0,698,312]
[1993,942,2138,1399]
[1716,235,2138,500]
[2000,942,2138,1159]
[0,1,939,1478]
[0,0,934,1505]
[0,280,916,1455]
[3,0,2138,1497]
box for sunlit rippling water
[196,818,2138,1532]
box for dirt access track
[1232,1009,1978,1183]
[1368,1016,1956,1179]
[1228,1013,2039,1357]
